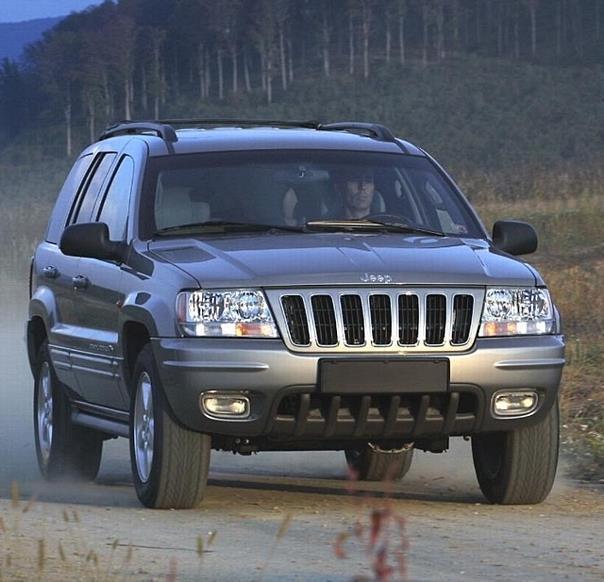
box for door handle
[72,275,89,290]
[42,266,59,279]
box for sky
[0,0,104,23]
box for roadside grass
[0,484,131,581]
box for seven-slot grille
[272,288,484,353]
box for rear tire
[472,402,559,505]
[345,444,414,481]
[34,341,103,481]
[129,345,210,509]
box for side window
[96,156,135,241]
[46,154,94,243]
[68,152,117,226]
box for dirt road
[1,290,603,581]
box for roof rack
[317,122,397,143]
[99,121,178,142]
[160,118,319,130]
[99,119,403,148]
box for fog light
[492,390,538,417]
[201,393,250,418]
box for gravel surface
[1,295,603,581]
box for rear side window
[46,154,94,244]
[68,152,117,226]
[96,156,135,241]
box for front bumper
[152,335,565,444]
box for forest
[0,0,602,159]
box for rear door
[71,155,135,409]
[57,151,118,402]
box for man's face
[344,176,375,214]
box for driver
[336,170,376,220]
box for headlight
[176,289,279,338]
[479,288,555,337]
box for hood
[148,232,537,288]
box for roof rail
[317,122,397,143]
[160,118,319,129]
[99,121,178,142]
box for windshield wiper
[305,219,445,237]
[154,220,305,236]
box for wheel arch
[121,319,152,392]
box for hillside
[0,17,61,61]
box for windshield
[139,150,483,238]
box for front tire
[34,341,103,481]
[129,345,211,509]
[472,402,559,505]
[345,444,414,481]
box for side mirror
[492,220,538,256]
[60,223,126,262]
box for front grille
[369,295,392,345]
[426,294,446,345]
[311,295,338,346]
[452,295,474,345]
[269,288,484,353]
[281,296,310,345]
[341,295,365,345]
[398,294,419,345]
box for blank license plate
[319,358,449,394]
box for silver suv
[27,119,564,508]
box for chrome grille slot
[369,295,392,345]
[281,296,310,346]
[452,294,474,345]
[311,295,338,346]
[341,295,365,346]
[398,294,419,345]
[269,287,484,353]
[426,294,446,345]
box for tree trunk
[399,13,405,65]
[124,77,131,119]
[362,1,371,79]
[436,0,445,59]
[102,70,111,121]
[497,1,503,57]
[204,50,211,99]
[141,66,148,112]
[287,36,294,83]
[279,26,287,90]
[422,3,429,65]
[386,20,391,63]
[217,48,224,100]
[528,0,538,58]
[571,0,583,57]
[556,0,563,56]
[476,0,481,45]
[198,43,205,99]
[349,12,355,74]
[266,47,273,104]
[65,90,72,158]
[322,11,330,77]
[231,45,238,94]
[260,40,266,91]
[243,47,252,92]
[514,1,520,58]
[88,98,95,144]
